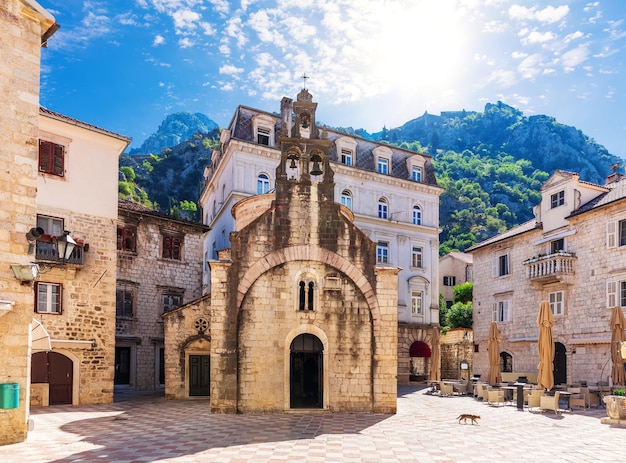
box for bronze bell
[310,155,322,176]
[289,157,297,169]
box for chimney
[606,162,624,185]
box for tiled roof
[568,176,626,217]
[40,106,131,142]
[118,198,210,230]
[229,105,439,187]
[465,219,540,252]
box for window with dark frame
[162,293,182,313]
[116,287,134,317]
[550,190,565,208]
[619,219,626,246]
[162,235,182,260]
[117,226,137,252]
[257,127,270,145]
[550,238,564,254]
[35,282,62,314]
[443,276,456,286]
[411,246,423,268]
[38,140,65,176]
[341,148,353,166]
[498,254,509,276]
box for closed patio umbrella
[537,301,555,391]
[428,327,441,382]
[610,306,626,386]
[487,321,502,386]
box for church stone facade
[163,89,399,413]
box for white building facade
[199,93,443,383]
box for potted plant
[603,388,626,420]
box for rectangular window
[411,246,423,268]
[35,282,62,314]
[341,149,353,166]
[620,219,626,247]
[498,254,509,276]
[377,241,389,264]
[551,190,565,208]
[411,166,422,182]
[117,226,137,252]
[162,235,182,260]
[162,293,182,313]
[610,281,626,309]
[443,276,456,286]
[411,290,423,315]
[492,300,510,322]
[377,158,389,174]
[38,140,65,176]
[116,287,134,317]
[257,127,270,145]
[36,214,63,236]
[549,291,564,316]
[550,238,564,254]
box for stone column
[209,259,238,413]
[372,267,399,413]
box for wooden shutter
[607,221,616,248]
[608,281,617,308]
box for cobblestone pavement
[0,386,623,463]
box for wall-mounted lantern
[10,263,40,283]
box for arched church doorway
[409,341,431,381]
[290,333,323,408]
[31,351,73,405]
[554,342,567,385]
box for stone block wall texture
[35,209,118,405]
[0,0,50,445]
[117,209,205,390]
[473,196,625,386]
[440,328,474,380]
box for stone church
[163,89,399,413]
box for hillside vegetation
[119,104,623,252]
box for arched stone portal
[409,341,431,382]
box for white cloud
[178,37,195,48]
[172,9,201,32]
[219,64,244,76]
[509,5,569,23]
[483,20,506,33]
[484,69,518,88]
[523,30,556,44]
[518,53,543,79]
[560,45,589,71]
[153,35,165,46]
[564,31,584,43]
[511,51,528,59]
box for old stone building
[439,252,473,309]
[198,91,444,386]
[28,108,130,407]
[468,170,626,386]
[116,199,208,390]
[0,0,57,445]
[163,89,399,413]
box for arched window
[341,190,352,209]
[378,198,388,219]
[412,205,422,225]
[299,280,315,311]
[500,352,513,373]
[257,173,270,194]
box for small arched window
[412,205,422,225]
[378,198,388,219]
[298,280,315,311]
[341,190,352,209]
[500,352,513,373]
[257,173,270,194]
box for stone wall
[0,0,54,445]
[440,328,474,380]
[35,209,118,405]
[397,324,437,384]
[117,205,206,390]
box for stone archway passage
[554,342,567,385]
[409,341,431,382]
[290,334,323,409]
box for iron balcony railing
[35,240,84,265]
[523,251,576,281]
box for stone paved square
[0,386,622,462]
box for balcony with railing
[35,239,85,266]
[523,251,576,286]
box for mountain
[129,112,219,155]
[119,103,623,252]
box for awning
[31,318,51,352]
[409,341,431,357]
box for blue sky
[38,1,625,158]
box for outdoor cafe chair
[539,391,561,414]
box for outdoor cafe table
[500,383,533,410]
